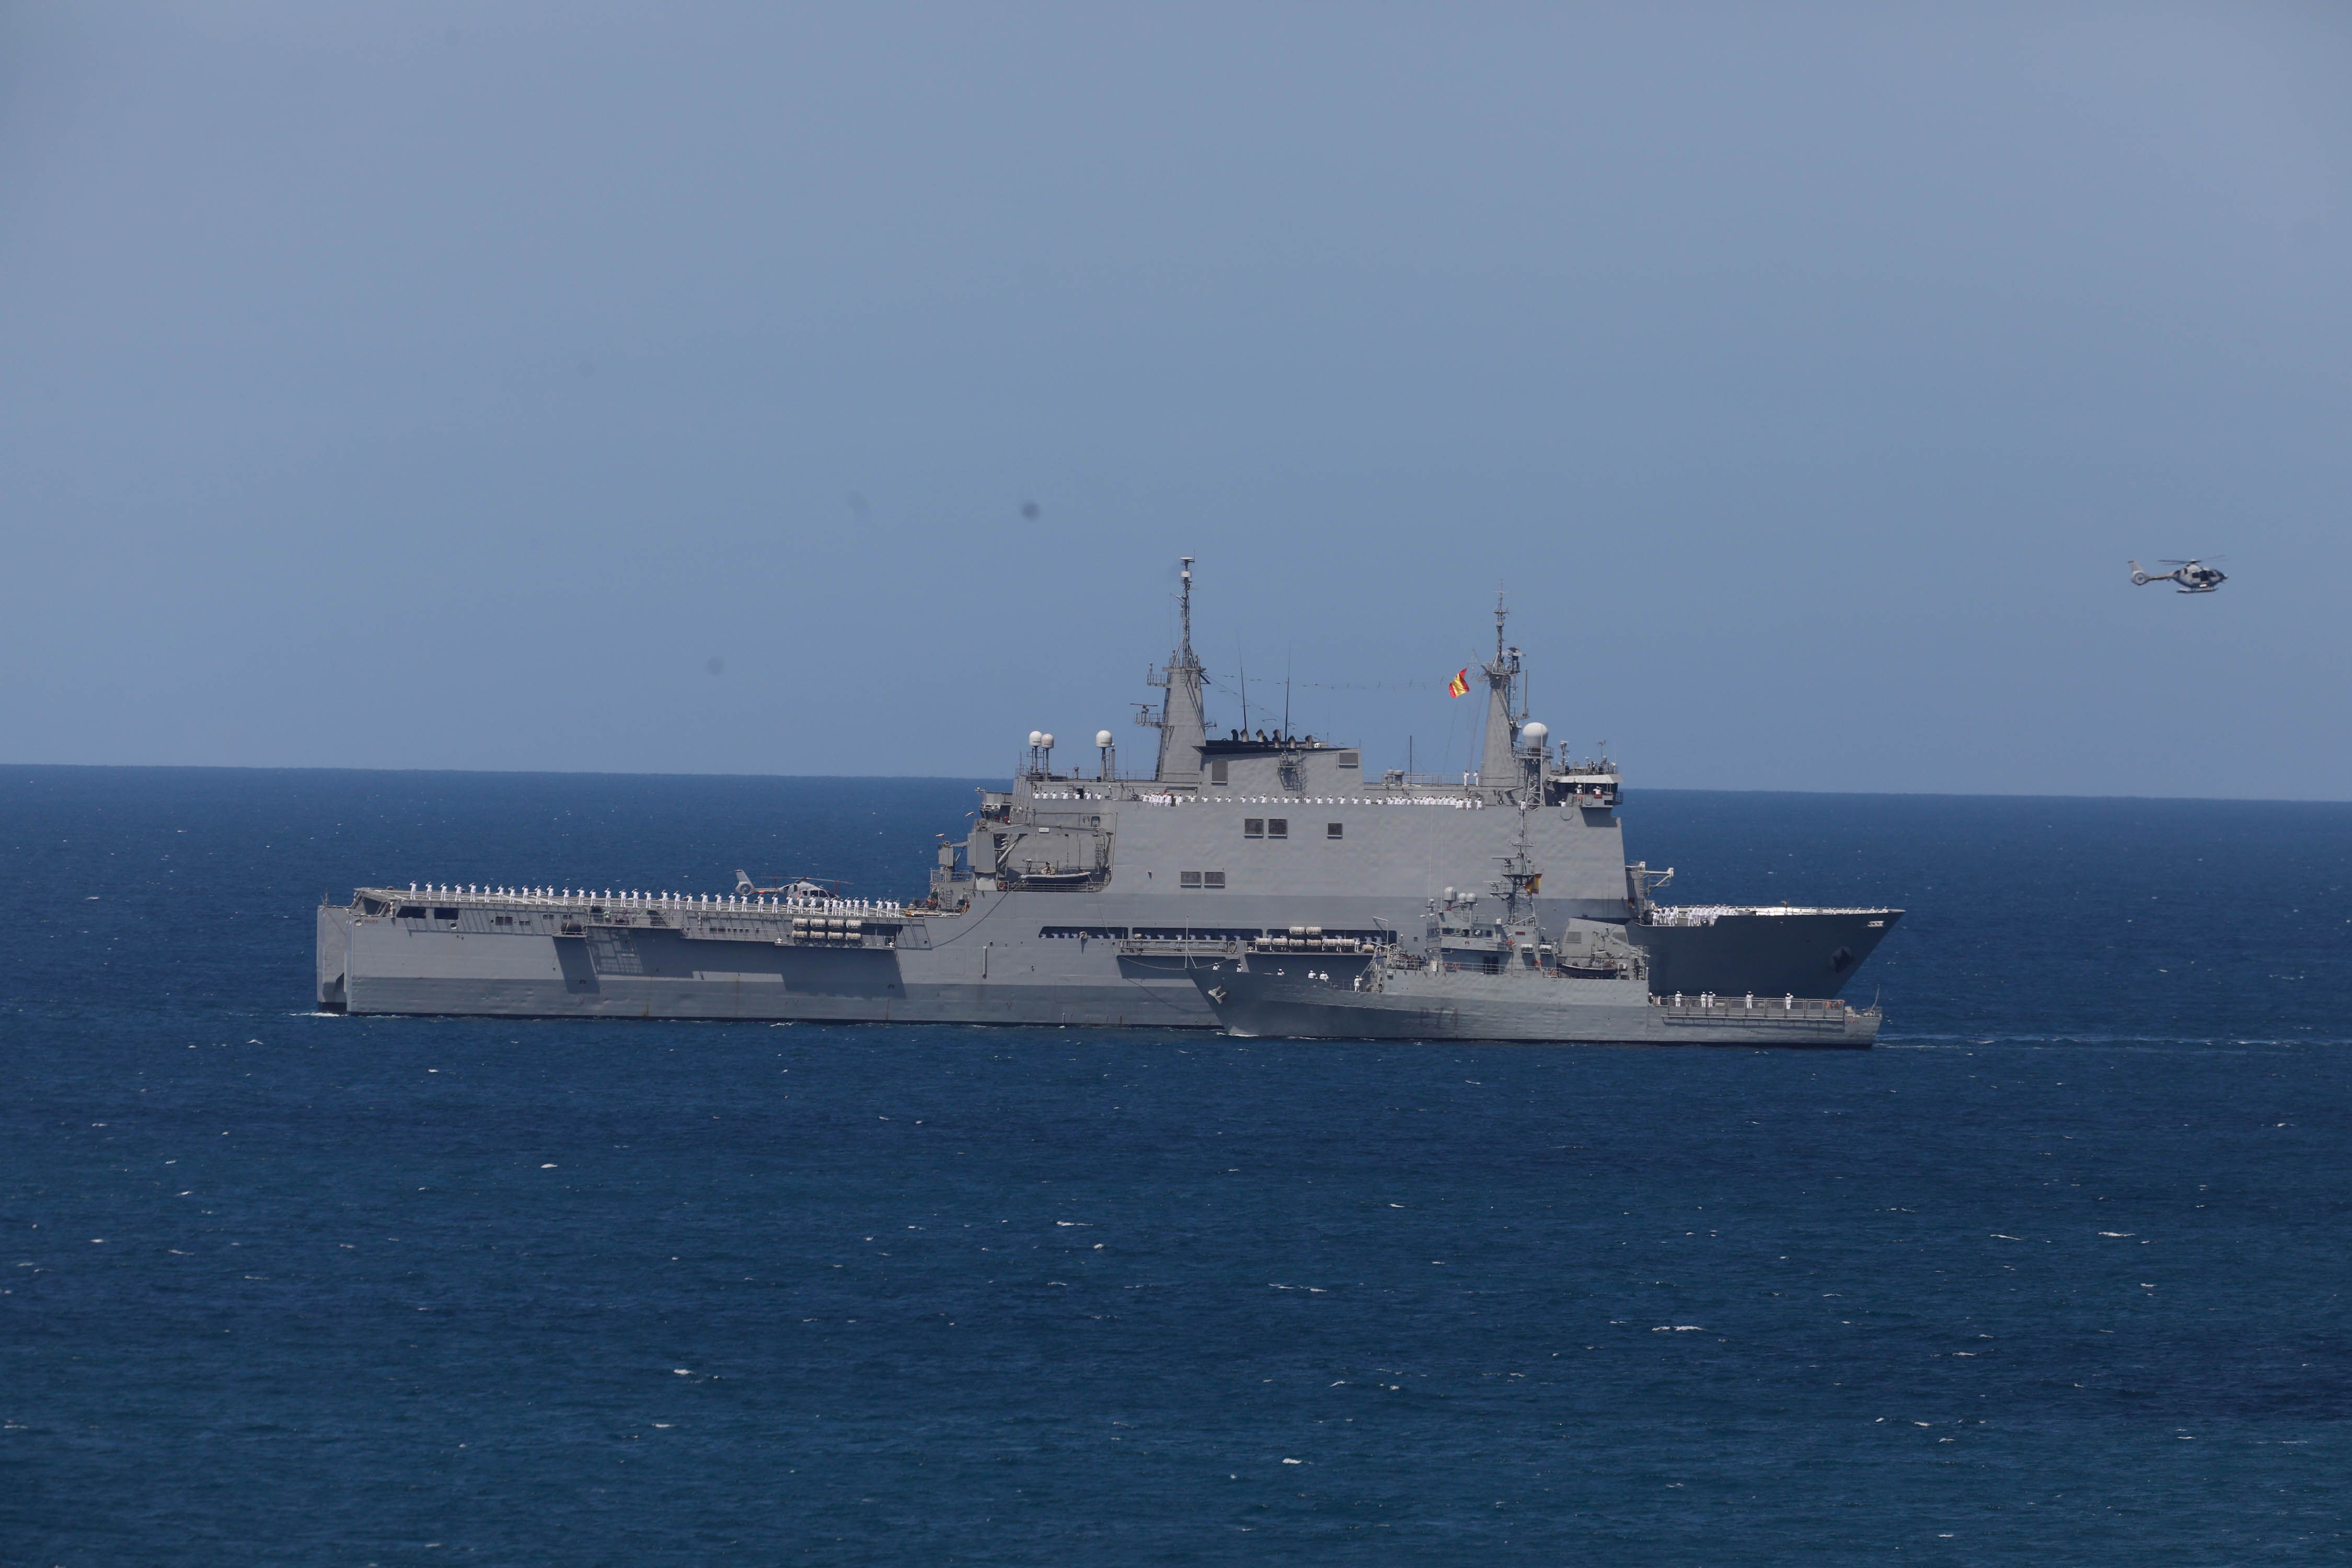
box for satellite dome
[1041,733,1054,749]
[1096,730,1114,748]
[1521,721,1549,746]
[1029,730,1043,747]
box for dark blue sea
[5,767,2348,1564]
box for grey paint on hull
[320,891,1898,1027]
[327,904,1206,1025]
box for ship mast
[1475,590,1523,787]
[1496,785,1542,923]
[1147,557,1207,783]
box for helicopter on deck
[735,870,839,900]
[2130,559,2227,594]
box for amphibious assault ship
[317,562,1899,1023]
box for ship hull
[320,904,1209,1025]
[319,902,1896,1027]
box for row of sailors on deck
[1670,991,1803,1010]
[405,883,899,914]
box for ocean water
[4,766,2348,1564]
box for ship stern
[316,901,351,1011]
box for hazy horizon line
[4,759,2346,809]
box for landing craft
[2130,558,2227,594]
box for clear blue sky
[3,3,2346,797]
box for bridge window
[396,905,425,919]
[433,907,460,921]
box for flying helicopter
[2129,559,2227,594]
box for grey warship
[1187,840,1880,1048]
[316,561,1900,1023]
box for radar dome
[1096,730,1114,748]
[1521,721,1549,746]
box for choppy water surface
[4,768,2348,1563]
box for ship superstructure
[318,561,1898,1023]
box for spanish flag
[1446,668,1470,698]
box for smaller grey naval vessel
[1188,838,1880,1049]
